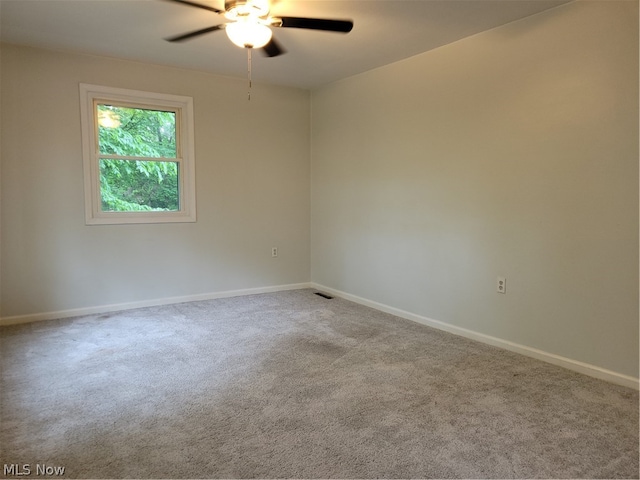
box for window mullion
[98,154,180,163]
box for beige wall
[311,0,639,377]
[1,44,311,317]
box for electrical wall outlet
[497,276,506,294]
[272,247,278,257]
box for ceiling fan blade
[277,16,353,33]
[165,24,225,42]
[261,37,286,57]
[161,0,223,14]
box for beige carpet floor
[1,289,638,478]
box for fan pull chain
[247,47,252,101]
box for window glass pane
[97,105,177,158]
[100,159,179,212]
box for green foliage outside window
[97,105,179,212]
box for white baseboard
[311,283,639,390]
[4,281,637,390]
[0,282,312,327]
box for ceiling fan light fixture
[225,19,272,49]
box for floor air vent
[314,292,334,299]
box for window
[79,84,196,224]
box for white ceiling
[1,0,572,89]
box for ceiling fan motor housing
[224,0,270,19]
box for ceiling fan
[163,0,354,57]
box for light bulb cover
[226,20,272,49]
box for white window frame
[79,84,196,225]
